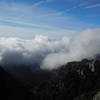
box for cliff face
[33,59,100,100]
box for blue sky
[0,0,100,39]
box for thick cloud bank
[0,29,100,70]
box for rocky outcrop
[33,59,100,100]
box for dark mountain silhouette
[1,59,100,100]
[7,66,54,88]
[0,66,34,100]
[33,59,100,100]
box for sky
[0,0,100,39]
[0,0,100,69]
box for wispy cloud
[63,1,89,12]
[32,0,55,7]
[85,3,100,9]
[0,1,98,39]
[0,25,78,39]
[32,1,45,7]
[0,17,51,29]
[0,2,85,30]
[32,1,89,18]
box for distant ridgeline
[0,59,100,100]
[95,54,100,60]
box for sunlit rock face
[93,92,100,100]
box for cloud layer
[0,29,100,70]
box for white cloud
[0,34,70,68]
[41,29,100,70]
[0,29,99,70]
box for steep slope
[1,59,100,100]
[7,66,53,88]
[34,59,100,100]
[0,66,33,100]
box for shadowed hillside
[0,59,100,100]
[33,59,100,100]
[0,67,34,100]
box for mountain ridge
[0,59,100,100]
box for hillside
[0,66,33,100]
[1,59,100,100]
[33,59,100,100]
